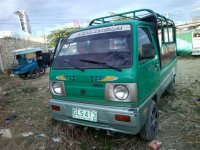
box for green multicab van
[49,9,177,140]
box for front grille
[90,76,105,82]
[66,75,76,81]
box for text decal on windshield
[69,25,131,39]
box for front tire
[139,101,159,141]
[19,73,28,79]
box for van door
[137,26,160,105]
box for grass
[1,57,200,149]
[194,106,200,114]
[21,87,38,93]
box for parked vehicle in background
[12,48,50,79]
[49,9,177,140]
[192,30,200,55]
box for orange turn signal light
[115,114,131,122]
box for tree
[47,27,80,48]
[109,12,131,22]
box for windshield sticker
[99,76,118,82]
[56,75,67,81]
[69,25,131,39]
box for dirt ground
[0,57,200,150]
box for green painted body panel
[160,59,177,83]
[138,58,160,104]
[137,23,160,105]
[50,67,138,107]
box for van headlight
[50,81,66,96]
[114,85,129,100]
[53,82,62,94]
[105,83,138,102]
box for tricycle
[12,48,50,79]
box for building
[0,31,17,38]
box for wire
[0,21,90,24]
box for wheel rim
[19,74,26,78]
[37,67,45,75]
[19,73,28,78]
[150,105,159,133]
[31,69,40,78]
[172,79,175,91]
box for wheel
[166,76,175,94]
[38,67,46,75]
[139,101,159,141]
[19,73,28,79]
[30,69,40,79]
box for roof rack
[89,9,175,27]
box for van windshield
[52,24,132,69]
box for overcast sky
[0,0,200,35]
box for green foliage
[21,87,38,93]
[112,16,130,21]
[194,106,200,114]
[109,12,131,22]
[47,27,80,48]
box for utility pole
[0,48,5,72]
[166,13,169,18]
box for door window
[138,27,154,60]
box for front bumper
[50,99,141,135]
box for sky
[0,0,200,35]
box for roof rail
[89,9,175,27]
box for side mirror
[49,58,54,66]
[140,43,155,60]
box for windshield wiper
[64,59,84,72]
[80,59,122,72]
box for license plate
[72,108,97,122]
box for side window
[163,26,174,43]
[168,27,174,42]
[158,28,162,47]
[160,25,176,68]
[138,27,154,60]
[164,28,169,43]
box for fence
[0,35,48,72]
